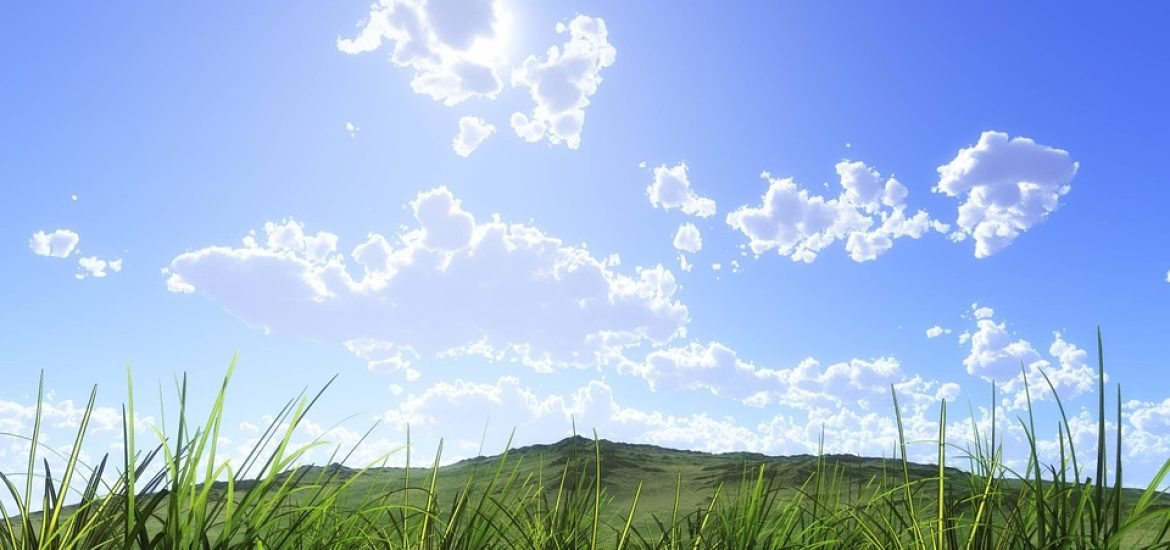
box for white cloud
[677,254,693,273]
[727,161,944,263]
[346,121,359,137]
[452,116,496,157]
[672,223,702,253]
[29,229,80,258]
[934,131,1078,258]
[376,372,955,462]
[972,304,995,320]
[1126,399,1170,458]
[646,163,716,218]
[165,187,689,378]
[615,341,950,414]
[926,326,951,339]
[76,256,123,279]
[338,0,510,106]
[510,15,615,149]
[959,305,1098,409]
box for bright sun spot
[461,1,516,67]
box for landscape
[4,1,1170,548]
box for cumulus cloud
[960,305,1098,409]
[646,163,716,218]
[726,161,945,263]
[510,15,616,149]
[926,326,951,339]
[165,187,688,378]
[346,122,359,137]
[29,229,80,258]
[934,131,1078,258]
[672,223,702,253]
[338,0,510,106]
[76,257,123,279]
[610,341,951,414]
[452,116,496,157]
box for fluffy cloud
[726,161,945,263]
[925,326,951,339]
[934,131,1078,258]
[338,0,509,106]
[614,341,952,414]
[672,223,702,253]
[510,15,616,149]
[960,305,1098,409]
[452,116,496,157]
[165,187,688,378]
[29,229,80,258]
[646,163,716,218]
[76,257,123,279]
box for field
[4,335,1170,549]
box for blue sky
[3,1,1170,487]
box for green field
[5,335,1170,548]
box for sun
[462,0,517,67]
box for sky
[3,1,1170,489]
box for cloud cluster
[165,187,688,378]
[510,16,616,149]
[959,305,1097,408]
[934,131,1078,258]
[646,163,716,218]
[611,341,953,414]
[338,0,509,106]
[452,116,496,157]
[29,229,80,258]
[76,257,123,280]
[726,161,944,263]
[375,372,954,462]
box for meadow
[3,332,1170,549]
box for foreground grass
[4,331,1170,548]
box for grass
[3,331,1170,548]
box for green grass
[4,331,1170,548]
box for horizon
[4,0,1170,496]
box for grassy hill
[7,351,1170,547]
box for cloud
[926,326,951,339]
[346,122,359,137]
[165,187,689,378]
[510,15,616,149]
[375,372,955,462]
[726,161,944,263]
[646,163,716,218]
[933,131,1078,258]
[76,257,123,279]
[338,0,509,106]
[672,223,702,253]
[972,304,995,320]
[29,229,80,258]
[959,305,1098,409]
[452,116,496,157]
[613,340,951,414]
